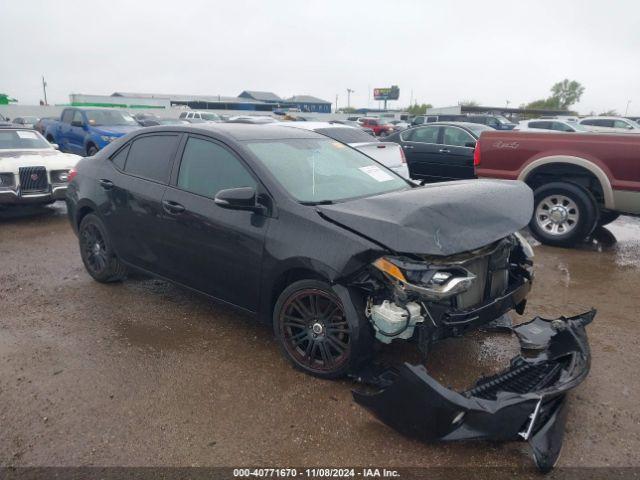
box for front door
[400,125,443,181]
[159,135,268,311]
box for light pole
[346,88,354,109]
[42,76,48,106]
[625,100,632,116]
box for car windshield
[85,110,138,126]
[0,129,52,150]
[21,116,38,123]
[201,113,221,121]
[245,138,408,203]
[315,127,376,144]
[495,115,514,124]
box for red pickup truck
[475,130,640,246]
[357,117,394,137]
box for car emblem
[30,173,39,181]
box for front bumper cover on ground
[352,310,595,473]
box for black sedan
[384,122,494,183]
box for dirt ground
[1,203,639,473]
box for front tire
[273,279,370,379]
[86,144,99,157]
[529,182,598,247]
[78,213,127,282]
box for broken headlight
[513,231,534,260]
[372,256,476,301]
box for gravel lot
[1,203,639,474]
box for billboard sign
[373,85,400,101]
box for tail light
[473,140,481,166]
[67,168,78,183]
[399,146,407,164]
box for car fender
[518,155,615,209]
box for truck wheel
[273,279,371,379]
[529,182,598,247]
[86,144,99,157]
[598,211,620,226]
[78,213,127,283]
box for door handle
[438,148,450,153]
[403,145,414,149]
[99,179,114,190]
[162,200,185,214]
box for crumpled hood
[93,125,140,136]
[317,179,533,256]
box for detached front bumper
[353,310,595,473]
[0,185,67,205]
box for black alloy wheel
[80,223,108,274]
[78,213,127,282]
[275,282,353,378]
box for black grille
[19,166,48,193]
[463,359,566,400]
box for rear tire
[78,213,127,283]
[529,182,598,247]
[273,279,371,379]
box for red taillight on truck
[473,141,481,166]
[67,168,78,182]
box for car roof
[273,121,358,131]
[581,116,628,121]
[414,121,486,129]
[137,123,324,141]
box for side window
[580,119,594,126]
[61,110,74,124]
[614,120,631,129]
[410,126,439,143]
[177,137,256,198]
[551,122,573,132]
[111,144,130,170]
[194,113,201,119]
[124,134,179,183]
[529,121,551,130]
[72,110,84,125]
[443,127,475,147]
[179,112,187,119]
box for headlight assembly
[100,135,116,143]
[372,256,476,301]
[513,231,535,259]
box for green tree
[406,103,433,115]
[339,107,358,114]
[550,79,585,109]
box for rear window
[124,134,179,183]
[315,127,376,144]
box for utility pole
[42,76,48,106]
[625,100,632,115]
[506,100,510,109]
[335,94,338,113]
[346,88,354,109]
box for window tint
[179,112,187,118]
[72,110,84,125]
[111,144,130,170]
[61,110,74,124]
[443,127,474,147]
[409,126,439,143]
[580,119,595,126]
[614,120,631,128]
[124,135,178,183]
[529,121,552,130]
[177,137,256,198]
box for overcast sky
[1,0,638,115]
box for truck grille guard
[352,310,595,473]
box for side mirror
[465,142,476,148]
[214,187,262,213]
[71,120,84,128]
[52,143,60,150]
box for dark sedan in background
[384,122,494,183]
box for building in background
[284,95,332,113]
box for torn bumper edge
[352,309,595,473]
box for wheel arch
[518,156,614,209]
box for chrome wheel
[535,194,580,236]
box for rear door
[67,110,87,155]
[159,135,268,311]
[399,125,443,181]
[100,133,181,275]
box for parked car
[66,124,592,472]
[273,121,409,178]
[34,117,57,135]
[515,119,590,133]
[385,122,493,182]
[475,130,640,246]
[331,120,375,136]
[132,112,160,125]
[138,117,190,127]
[410,114,465,126]
[227,115,278,124]
[357,117,394,136]
[389,120,410,132]
[11,116,39,129]
[44,108,141,156]
[578,116,640,134]
[178,111,222,123]
[0,126,80,207]
[465,114,516,130]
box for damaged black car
[66,124,593,472]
